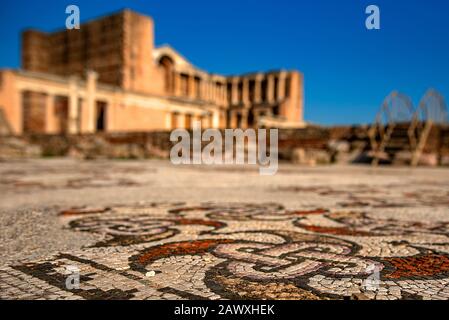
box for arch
[409,90,448,166]
[415,89,448,124]
[158,55,175,94]
[376,91,414,125]
[369,91,414,166]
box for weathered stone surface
[328,139,350,153]
[0,136,41,159]
[292,148,331,165]
[418,153,438,166]
[440,155,449,166]
[1,124,449,166]
[0,108,13,136]
[392,151,413,165]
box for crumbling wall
[0,125,448,166]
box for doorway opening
[96,101,107,132]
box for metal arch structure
[368,91,415,166]
[379,91,415,124]
[416,89,448,124]
[409,89,449,166]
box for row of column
[38,70,98,134]
[171,71,289,108]
[229,109,249,129]
[169,110,220,130]
[173,72,227,106]
[228,72,288,107]
[67,70,98,134]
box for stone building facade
[0,10,304,135]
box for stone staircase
[370,123,413,165]
[385,123,411,159]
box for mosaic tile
[2,202,449,300]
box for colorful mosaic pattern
[2,202,449,300]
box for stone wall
[1,125,448,166]
[1,128,328,161]
[26,132,173,159]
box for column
[85,70,98,133]
[209,113,214,128]
[211,82,216,104]
[212,83,217,105]
[68,76,79,134]
[217,82,222,104]
[200,113,209,128]
[240,110,248,129]
[220,110,227,128]
[212,110,220,128]
[277,71,287,101]
[207,80,212,102]
[217,83,223,106]
[242,78,250,106]
[16,90,23,134]
[209,80,213,103]
[200,78,207,101]
[45,93,55,133]
[214,82,219,105]
[199,77,206,101]
[254,74,263,104]
[254,110,260,127]
[194,113,202,127]
[231,77,239,105]
[188,74,195,99]
[174,72,182,97]
[230,110,238,128]
[267,74,275,103]
[177,113,186,129]
[222,83,226,106]
[199,80,204,101]
[219,82,223,105]
[165,112,172,130]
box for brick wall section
[22,18,126,86]
[22,10,154,91]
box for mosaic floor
[1,160,449,300]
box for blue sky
[1,0,448,125]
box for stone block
[292,148,331,166]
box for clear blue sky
[1,0,448,125]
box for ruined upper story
[22,10,154,92]
[21,9,303,122]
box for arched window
[158,55,175,94]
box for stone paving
[1,159,449,300]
